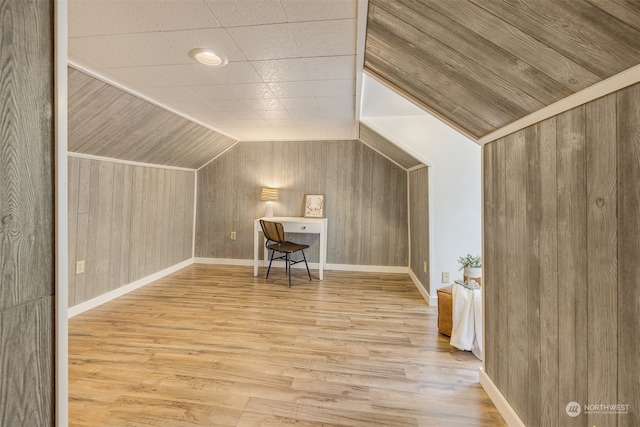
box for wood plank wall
[196,140,408,266]
[483,82,640,427]
[68,157,195,306]
[0,0,54,425]
[409,167,429,291]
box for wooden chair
[259,220,312,287]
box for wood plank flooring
[68,264,505,426]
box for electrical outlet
[423,261,427,273]
[76,260,85,274]
[442,272,450,283]
[230,231,236,240]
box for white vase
[464,267,482,285]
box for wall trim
[479,368,526,427]
[68,259,193,318]
[194,258,408,274]
[54,0,69,424]
[408,268,435,306]
[68,151,197,172]
[479,63,640,144]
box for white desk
[254,217,328,280]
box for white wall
[360,75,481,299]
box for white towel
[450,282,482,360]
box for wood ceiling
[365,0,640,141]
[68,67,237,169]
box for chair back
[260,220,286,243]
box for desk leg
[319,227,326,280]
[253,221,259,277]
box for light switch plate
[442,272,450,283]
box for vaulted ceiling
[365,0,640,140]
[68,0,640,163]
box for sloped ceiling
[365,0,640,140]
[359,122,422,170]
[68,67,237,169]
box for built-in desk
[253,217,328,280]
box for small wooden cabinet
[437,285,454,336]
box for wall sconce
[260,187,279,217]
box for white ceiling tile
[291,20,356,57]
[68,13,100,38]
[68,0,157,35]
[315,95,355,110]
[204,0,286,26]
[101,67,178,88]
[227,24,298,60]
[155,62,263,85]
[109,32,192,66]
[281,0,357,22]
[257,109,292,120]
[286,108,322,119]
[131,0,221,31]
[214,98,285,111]
[265,118,299,127]
[223,83,275,99]
[226,110,264,120]
[171,99,219,113]
[304,56,355,80]
[188,110,233,122]
[187,85,232,100]
[69,36,145,69]
[312,79,355,97]
[267,81,315,98]
[165,28,246,61]
[279,97,318,110]
[143,86,201,102]
[251,58,309,82]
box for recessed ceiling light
[188,48,228,67]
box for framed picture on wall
[304,194,324,217]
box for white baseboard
[68,259,193,318]
[408,268,434,305]
[194,257,254,266]
[325,263,408,273]
[479,368,525,427]
[194,258,408,274]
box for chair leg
[302,250,311,281]
[287,253,292,288]
[266,249,274,278]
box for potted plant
[458,253,482,285]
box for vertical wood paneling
[409,167,429,292]
[557,106,588,427]
[525,124,542,427]
[617,83,640,426]
[0,0,54,424]
[484,82,640,427]
[0,297,53,426]
[67,157,195,307]
[538,117,559,426]
[504,130,529,422]
[586,93,618,427]
[196,140,408,267]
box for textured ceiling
[68,0,360,142]
[365,0,640,140]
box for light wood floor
[69,264,505,426]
